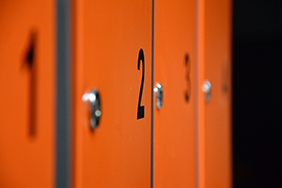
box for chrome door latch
[82,89,101,130]
[154,83,163,110]
[202,80,212,102]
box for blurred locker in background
[197,0,232,188]
[0,0,55,187]
[154,0,196,187]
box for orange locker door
[72,0,152,187]
[154,0,196,187]
[0,1,55,187]
[197,0,232,187]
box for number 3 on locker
[137,48,145,119]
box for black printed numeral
[137,49,145,119]
[185,53,191,102]
[25,32,37,136]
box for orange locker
[197,0,232,188]
[71,0,152,187]
[154,0,196,187]
[0,1,55,187]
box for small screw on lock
[82,89,101,130]
[154,83,163,110]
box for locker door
[154,0,196,187]
[71,1,152,187]
[198,0,232,187]
[0,1,55,187]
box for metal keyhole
[82,89,101,130]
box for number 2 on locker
[137,48,145,119]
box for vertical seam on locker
[56,0,71,187]
[151,0,154,187]
[195,0,205,187]
[195,0,200,188]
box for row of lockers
[0,0,231,187]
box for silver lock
[154,83,163,110]
[82,89,101,130]
[202,80,212,102]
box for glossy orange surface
[0,0,55,187]
[154,0,196,187]
[197,0,232,187]
[71,0,152,187]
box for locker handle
[82,89,101,130]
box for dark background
[232,0,282,187]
